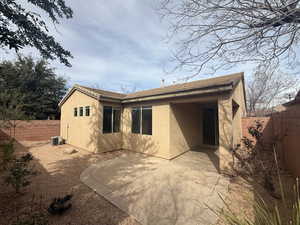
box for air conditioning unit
[51,136,59,145]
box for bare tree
[120,84,137,94]
[159,0,300,76]
[247,64,300,115]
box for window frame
[85,106,90,116]
[79,107,84,116]
[102,106,121,134]
[113,108,121,133]
[131,107,141,134]
[74,107,78,117]
[131,106,152,135]
[141,106,152,135]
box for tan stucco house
[59,72,246,171]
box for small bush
[5,153,37,193]
[0,139,15,170]
[216,178,300,225]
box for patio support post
[218,97,233,174]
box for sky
[1,0,256,93]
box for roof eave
[99,96,123,103]
[121,84,233,103]
[58,85,101,107]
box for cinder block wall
[242,112,300,178]
[0,120,60,141]
[242,117,274,150]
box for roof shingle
[60,72,244,106]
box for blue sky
[1,0,256,93]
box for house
[59,72,246,172]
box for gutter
[59,80,237,106]
[121,82,234,103]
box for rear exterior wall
[122,102,171,159]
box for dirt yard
[0,141,140,225]
[0,141,294,225]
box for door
[203,108,218,146]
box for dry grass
[0,141,140,225]
[216,171,295,225]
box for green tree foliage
[0,0,73,66]
[0,55,67,119]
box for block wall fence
[0,120,60,142]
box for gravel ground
[0,141,141,225]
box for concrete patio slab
[80,150,229,225]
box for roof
[125,72,243,100]
[283,90,300,106]
[59,72,244,106]
[78,86,126,99]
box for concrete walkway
[80,150,229,225]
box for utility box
[51,136,59,146]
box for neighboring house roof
[283,90,300,106]
[59,72,244,106]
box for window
[103,106,121,133]
[232,100,239,118]
[142,107,152,135]
[103,106,112,133]
[79,107,83,116]
[85,106,90,116]
[131,106,152,135]
[131,107,141,134]
[113,108,121,132]
[74,107,78,117]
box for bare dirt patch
[0,141,140,225]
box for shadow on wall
[243,104,300,178]
[86,103,158,157]
[218,99,234,174]
[272,106,300,178]
[237,116,297,225]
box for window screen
[74,108,78,117]
[79,107,83,116]
[131,107,141,134]
[103,106,112,133]
[113,108,121,133]
[85,106,90,116]
[142,107,152,135]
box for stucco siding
[97,102,123,153]
[60,90,101,152]
[218,95,233,172]
[218,80,246,172]
[169,103,203,158]
[122,103,171,159]
[231,80,246,147]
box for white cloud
[1,0,253,93]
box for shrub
[216,149,299,225]
[216,178,300,225]
[5,153,37,193]
[0,139,15,170]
